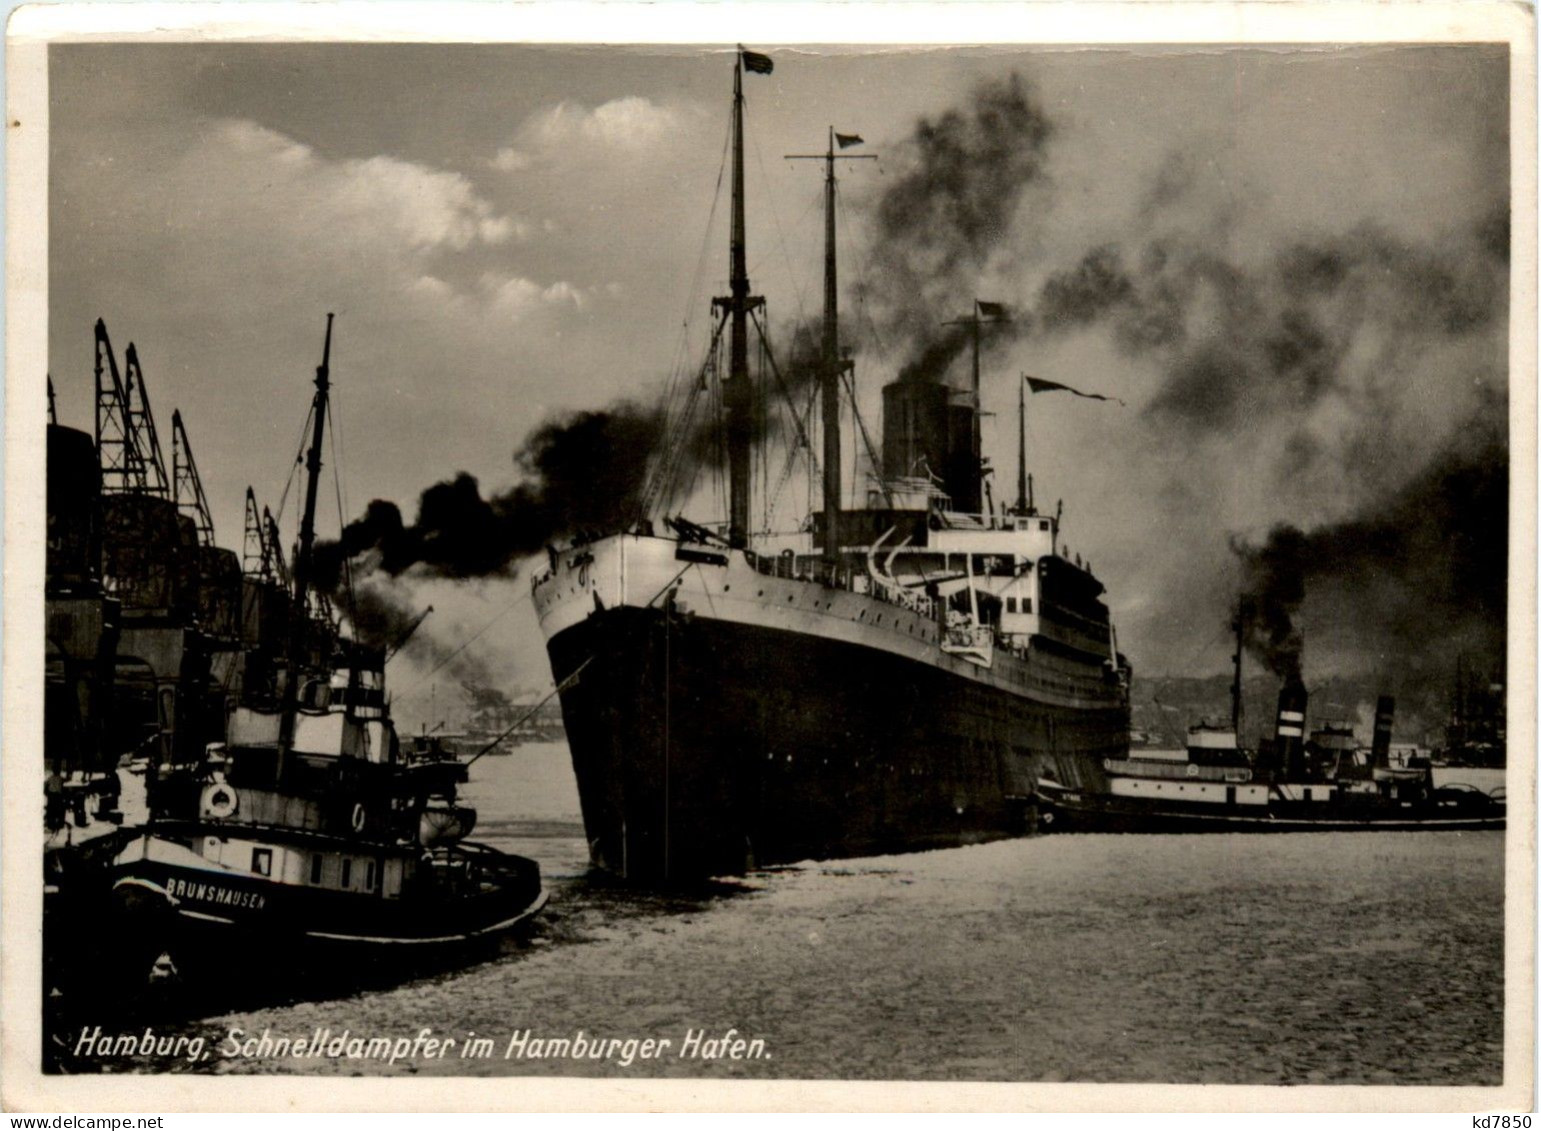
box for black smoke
[313,315,832,645]
[1028,213,1508,435]
[1233,527,1308,684]
[872,71,1053,283]
[1232,414,1507,700]
[314,402,664,599]
[853,66,1508,718]
[861,72,1054,387]
[1026,206,1509,705]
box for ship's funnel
[943,391,982,515]
[882,382,949,488]
[1370,694,1395,767]
[1274,680,1308,778]
[881,380,982,513]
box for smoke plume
[314,402,664,593]
[1029,215,1507,439]
[312,314,831,665]
[849,61,1508,721]
[1232,413,1507,702]
[861,72,1054,386]
[1233,527,1308,683]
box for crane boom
[172,409,217,547]
[122,343,170,497]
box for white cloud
[511,96,692,157]
[408,272,593,322]
[213,119,526,251]
[490,147,532,172]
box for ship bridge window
[341,859,353,889]
[251,848,272,877]
[1007,597,1017,613]
[310,854,323,884]
[1039,520,1049,531]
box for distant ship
[533,50,1130,881]
[1429,657,1506,798]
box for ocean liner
[532,50,1131,881]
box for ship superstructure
[533,50,1130,881]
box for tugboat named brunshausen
[532,49,1131,882]
[108,316,546,990]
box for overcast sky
[48,42,1509,725]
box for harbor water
[77,743,1504,1084]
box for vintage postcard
[4,0,1535,1114]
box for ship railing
[871,577,935,621]
[748,550,851,588]
[747,550,942,622]
[748,549,804,581]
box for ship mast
[1230,598,1245,739]
[820,128,842,561]
[1016,377,1027,514]
[714,53,766,550]
[726,56,751,549]
[278,313,334,764]
[788,128,873,561]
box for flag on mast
[1025,375,1125,405]
[976,300,1009,319]
[835,132,864,148]
[741,49,774,75]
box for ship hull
[1039,780,1506,832]
[76,829,546,1012]
[547,599,1126,880]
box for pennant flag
[741,49,774,75]
[976,300,1009,319]
[835,132,865,148]
[1025,375,1124,405]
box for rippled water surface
[78,744,1505,1083]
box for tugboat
[106,317,546,994]
[1041,611,1504,831]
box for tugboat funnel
[1275,680,1308,778]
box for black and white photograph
[4,0,1534,1113]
